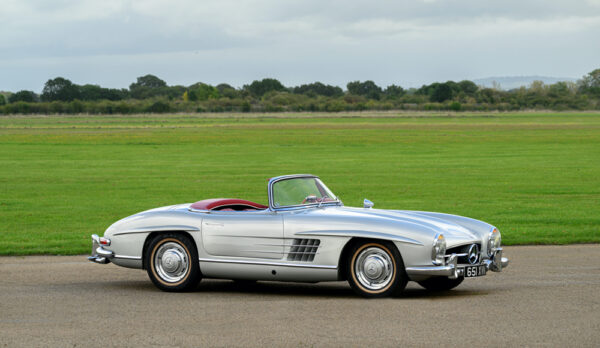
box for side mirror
[363,199,374,209]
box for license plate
[464,265,486,277]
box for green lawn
[1,111,599,255]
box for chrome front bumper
[87,234,113,264]
[405,248,509,279]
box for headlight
[431,233,446,265]
[487,228,501,256]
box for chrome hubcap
[154,242,189,283]
[354,247,394,291]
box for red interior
[190,198,268,211]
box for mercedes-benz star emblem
[468,244,480,264]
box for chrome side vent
[287,239,320,262]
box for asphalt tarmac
[1,245,599,347]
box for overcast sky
[1,0,599,92]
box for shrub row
[1,94,597,115]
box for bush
[449,101,462,111]
[67,100,85,113]
[2,69,600,114]
[146,101,171,113]
[241,101,251,112]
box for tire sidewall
[347,240,407,298]
[146,233,201,292]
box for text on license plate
[464,265,486,277]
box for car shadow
[196,280,357,298]
[400,287,490,299]
[96,279,490,299]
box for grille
[287,239,320,262]
[446,243,481,265]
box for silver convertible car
[89,174,509,298]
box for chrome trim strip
[114,254,142,260]
[93,246,141,261]
[295,230,424,246]
[189,208,210,213]
[190,208,268,214]
[446,253,468,258]
[406,254,458,278]
[242,250,286,254]
[405,265,455,277]
[256,243,320,249]
[198,257,337,269]
[95,247,113,257]
[113,225,200,235]
[237,250,322,256]
[214,235,283,239]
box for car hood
[318,206,487,247]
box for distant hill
[472,76,578,90]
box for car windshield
[272,177,338,208]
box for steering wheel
[301,195,318,204]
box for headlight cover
[431,233,446,265]
[487,228,501,256]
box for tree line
[1,69,598,114]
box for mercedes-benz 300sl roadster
[89,174,509,298]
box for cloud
[1,0,599,91]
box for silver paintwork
[89,174,509,285]
[113,225,200,236]
[294,230,423,246]
[198,257,337,269]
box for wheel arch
[141,230,197,270]
[337,237,404,280]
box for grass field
[1,111,599,255]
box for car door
[201,210,284,259]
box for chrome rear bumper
[88,234,112,264]
[405,249,509,279]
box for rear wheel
[145,233,201,292]
[418,276,464,291]
[346,241,408,298]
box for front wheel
[346,241,408,298]
[145,233,201,292]
[417,276,464,291]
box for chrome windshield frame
[267,174,342,211]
